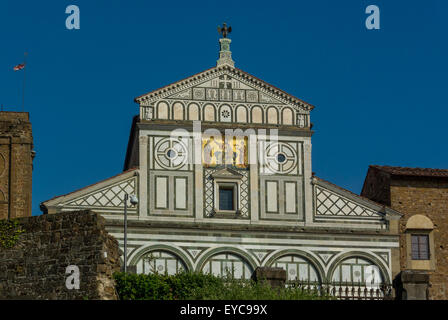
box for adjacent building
[0,112,34,220]
[362,165,448,299]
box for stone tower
[0,112,34,219]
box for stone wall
[0,210,121,300]
[390,177,448,300]
[0,112,33,220]
[361,167,391,206]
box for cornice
[135,65,314,112]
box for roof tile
[370,165,448,178]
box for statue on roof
[217,23,232,38]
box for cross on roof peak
[217,23,232,38]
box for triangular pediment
[312,176,402,221]
[211,167,243,179]
[135,66,314,112]
[42,169,138,213]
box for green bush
[0,219,24,249]
[114,272,222,300]
[113,272,331,300]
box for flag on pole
[13,63,25,71]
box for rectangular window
[219,186,234,211]
[411,234,430,260]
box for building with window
[41,28,403,293]
[361,165,448,299]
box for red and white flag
[13,63,25,71]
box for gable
[211,167,243,179]
[315,185,381,219]
[175,74,284,105]
[136,66,313,127]
[136,66,313,111]
[42,169,138,214]
[312,176,401,225]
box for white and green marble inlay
[272,255,320,283]
[331,257,383,285]
[201,253,253,279]
[136,250,187,275]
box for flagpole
[22,52,27,111]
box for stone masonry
[362,165,448,299]
[0,210,121,300]
[0,112,34,220]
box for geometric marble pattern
[313,251,339,266]
[378,253,390,265]
[249,250,272,263]
[331,257,383,285]
[272,255,320,283]
[261,141,298,175]
[204,167,249,217]
[154,137,189,170]
[202,252,253,279]
[136,250,187,275]
[66,177,136,208]
[167,75,283,105]
[315,186,377,217]
[181,247,208,261]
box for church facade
[42,29,402,290]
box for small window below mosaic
[219,186,235,211]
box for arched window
[405,215,435,270]
[172,102,185,120]
[201,252,253,279]
[135,250,187,275]
[271,255,320,284]
[266,107,278,124]
[188,103,199,120]
[331,257,383,286]
[157,101,169,119]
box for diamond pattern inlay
[204,167,249,217]
[315,186,377,217]
[66,178,136,208]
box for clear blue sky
[0,1,446,215]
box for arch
[128,244,194,275]
[172,101,185,120]
[406,214,434,230]
[327,251,390,285]
[196,247,258,279]
[281,107,294,125]
[265,249,325,283]
[157,101,169,119]
[251,106,263,124]
[266,107,278,124]
[235,105,248,123]
[218,104,232,122]
[203,104,216,122]
[188,103,200,121]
